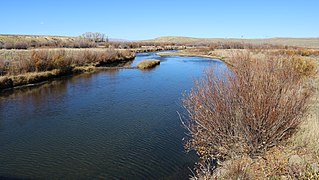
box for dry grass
[0,48,135,76]
[272,48,319,57]
[157,48,265,66]
[190,144,319,179]
[214,145,319,179]
[136,59,160,69]
[147,36,319,48]
[0,34,185,50]
[0,48,135,90]
[0,34,97,49]
[292,74,319,154]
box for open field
[3,34,319,49]
[145,36,319,48]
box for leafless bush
[31,50,51,71]
[3,41,15,49]
[14,42,28,49]
[182,52,314,165]
[30,50,73,72]
[60,39,96,48]
[0,58,9,75]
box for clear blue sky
[1,0,318,40]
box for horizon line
[0,33,319,41]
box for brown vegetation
[0,34,97,49]
[146,36,319,48]
[211,146,319,179]
[271,48,319,57]
[137,59,160,69]
[0,49,134,76]
[0,48,135,90]
[182,52,317,178]
[0,34,185,50]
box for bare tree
[81,32,107,42]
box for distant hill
[144,36,319,48]
[0,34,78,43]
[0,34,131,43]
[1,34,319,48]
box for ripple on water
[0,51,228,179]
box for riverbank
[176,47,319,178]
[0,48,135,91]
[156,48,236,66]
[157,50,221,59]
[132,45,185,53]
[0,47,186,91]
[157,48,319,68]
[214,74,319,179]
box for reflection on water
[0,51,227,179]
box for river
[0,51,227,179]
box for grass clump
[211,146,319,179]
[137,59,160,69]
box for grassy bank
[0,48,135,90]
[158,47,319,66]
[157,49,219,59]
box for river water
[0,51,227,179]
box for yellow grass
[136,59,160,69]
[145,36,319,48]
[292,74,319,154]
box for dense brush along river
[0,51,228,179]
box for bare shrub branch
[182,52,314,166]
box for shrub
[0,49,135,76]
[31,50,50,71]
[15,57,35,74]
[0,58,9,75]
[283,56,318,79]
[82,50,98,63]
[30,50,73,72]
[14,42,29,49]
[3,41,15,49]
[182,52,313,165]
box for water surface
[0,51,227,179]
